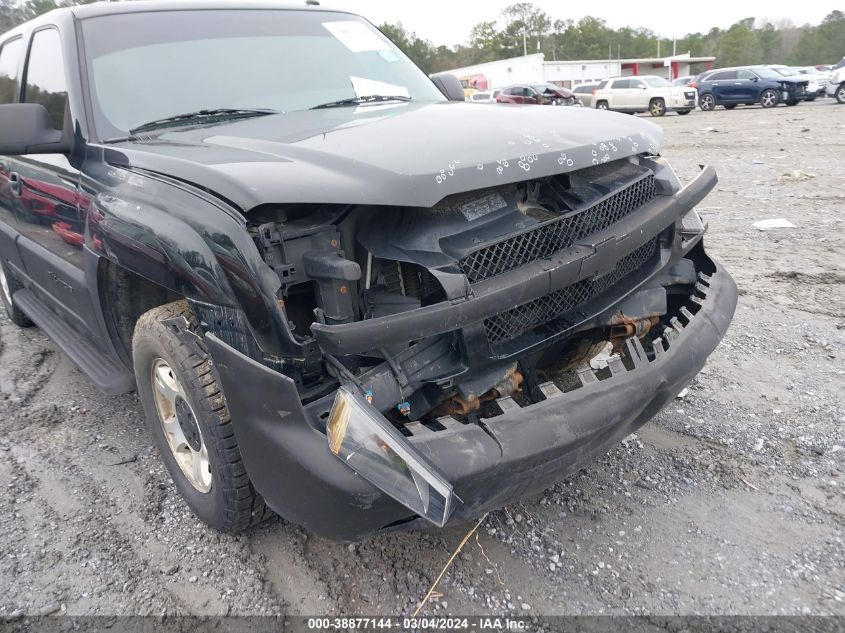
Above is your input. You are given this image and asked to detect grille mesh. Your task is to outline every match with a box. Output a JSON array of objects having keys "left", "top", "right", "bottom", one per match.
[
  {"left": 483, "top": 238, "right": 659, "bottom": 344},
  {"left": 459, "top": 176, "right": 657, "bottom": 283}
]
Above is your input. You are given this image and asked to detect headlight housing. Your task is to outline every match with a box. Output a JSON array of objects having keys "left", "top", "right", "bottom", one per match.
[{"left": 326, "top": 386, "right": 457, "bottom": 527}]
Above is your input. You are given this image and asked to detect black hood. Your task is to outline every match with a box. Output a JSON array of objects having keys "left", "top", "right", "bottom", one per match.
[{"left": 108, "top": 101, "right": 663, "bottom": 210}]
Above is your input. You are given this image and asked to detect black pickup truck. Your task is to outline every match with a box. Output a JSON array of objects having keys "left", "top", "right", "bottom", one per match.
[{"left": 0, "top": 1, "right": 737, "bottom": 541}]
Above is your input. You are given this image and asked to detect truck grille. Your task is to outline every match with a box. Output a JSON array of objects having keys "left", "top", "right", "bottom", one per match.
[
  {"left": 483, "top": 238, "right": 659, "bottom": 344},
  {"left": 459, "top": 175, "right": 657, "bottom": 283}
]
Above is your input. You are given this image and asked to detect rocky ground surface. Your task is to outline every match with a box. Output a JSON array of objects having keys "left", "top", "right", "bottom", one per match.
[{"left": 0, "top": 99, "right": 843, "bottom": 619}]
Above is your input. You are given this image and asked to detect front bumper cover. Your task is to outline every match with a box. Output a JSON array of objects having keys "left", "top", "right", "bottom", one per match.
[{"left": 207, "top": 247, "right": 737, "bottom": 541}]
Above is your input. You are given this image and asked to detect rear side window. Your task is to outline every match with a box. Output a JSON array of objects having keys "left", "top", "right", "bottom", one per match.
[
  {"left": 597, "top": 80, "right": 608, "bottom": 89},
  {"left": 611, "top": 79, "right": 629, "bottom": 89},
  {"left": 23, "top": 28, "right": 68, "bottom": 130},
  {"left": 709, "top": 71, "right": 737, "bottom": 81},
  {"left": 0, "top": 38, "right": 24, "bottom": 104}
]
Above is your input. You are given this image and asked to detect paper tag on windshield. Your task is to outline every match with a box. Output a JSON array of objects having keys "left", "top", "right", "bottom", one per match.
[
  {"left": 323, "top": 21, "right": 390, "bottom": 52},
  {"left": 350, "top": 76, "right": 410, "bottom": 99}
]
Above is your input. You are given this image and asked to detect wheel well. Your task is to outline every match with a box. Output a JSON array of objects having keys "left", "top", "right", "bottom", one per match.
[
  {"left": 650, "top": 97, "right": 664, "bottom": 103},
  {"left": 99, "top": 261, "right": 181, "bottom": 365}
]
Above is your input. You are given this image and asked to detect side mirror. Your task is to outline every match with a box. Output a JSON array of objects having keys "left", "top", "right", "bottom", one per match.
[
  {"left": 638, "top": 84, "right": 647, "bottom": 89},
  {"left": 751, "top": 76, "right": 759, "bottom": 82},
  {"left": 429, "top": 72, "right": 466, "bottom": 102},
  {"left": 0, "top": 103, "right": 72, "bottom": 155}
]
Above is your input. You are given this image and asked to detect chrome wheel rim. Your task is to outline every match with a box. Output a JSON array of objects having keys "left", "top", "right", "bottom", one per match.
[
  {"left": 597, "top": 103, "right": 607, "bottom": 109},
  {"left": 762, "top": 91, "right": 776, "bottom": 107},
  {"left": 651, "top": 101, "right": 665, "bottom": 116},
  {"left": 151, "top": 358, "right": 212, "bottom": 493},
  {"left": 701, "top": 95, "right": 713, "bottom": 110},
  {"left": 0, "top": 265, "right": 11, "bottom": 306}
]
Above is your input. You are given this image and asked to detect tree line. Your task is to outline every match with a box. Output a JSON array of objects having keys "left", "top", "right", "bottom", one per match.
[
  {"left": 382, "top": 4, "right": 845, "bottom": 74},
  {"left": 2, "top": 0, "right": 843, "bottom": 76}
]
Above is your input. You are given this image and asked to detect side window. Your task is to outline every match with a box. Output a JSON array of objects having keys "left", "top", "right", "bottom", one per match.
[
  {"left": 630, "top": 79, "right": 645, "bottom": 89},
  {"left": 707, "top": 72, "right": 726, "bottom": 81},
  {"left": 0, "top": 38, "right": 24, "bottom": 104},
  {"left": 611, "top": 79, "right": 628, "bottom": 89},
  {"left": 737, "top": 70, "right": 755, "bottom": 80},
  {"left": 23, "top": 28, "right": 68, "bottom": 130}
]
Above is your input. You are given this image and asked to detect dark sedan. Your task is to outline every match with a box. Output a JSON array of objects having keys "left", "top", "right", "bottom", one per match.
[{"left": 694, "top": 66, "right": 808, "bottom": 111}]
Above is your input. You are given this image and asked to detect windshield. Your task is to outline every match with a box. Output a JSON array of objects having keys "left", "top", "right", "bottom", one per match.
[
  {"left": 80, "top": 9, "right": 445, "bottom": 139},
  {"left": 645, "top": 77, "right": 672, "bottom": 87},
  {"left": 532, "top": 84, "right": 557, "bottom": 93},
  {"left": 753, "top": 67, "right": 784, "bottom": 79}
]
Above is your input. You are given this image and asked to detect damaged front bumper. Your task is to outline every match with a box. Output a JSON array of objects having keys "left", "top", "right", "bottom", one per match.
[{"left": 207, "top": 243, "right": 737, "bottom": 541}]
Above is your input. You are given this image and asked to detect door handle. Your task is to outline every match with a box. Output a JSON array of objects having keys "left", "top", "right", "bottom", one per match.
[{"left": 9, "top": 172, "right": 22, "bottom": 197}]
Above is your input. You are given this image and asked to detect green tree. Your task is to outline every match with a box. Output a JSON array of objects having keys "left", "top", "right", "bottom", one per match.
[
  {"left": 378, "top": 22, "right": 434, "bottom": 72},
  {"left": 716, "top": 22, "right": 760, "bottom": 66}
]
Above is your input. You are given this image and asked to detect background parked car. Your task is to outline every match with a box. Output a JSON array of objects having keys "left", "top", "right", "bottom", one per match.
[
  {"left": 826, "top": 64, "right": 845, "bottom": 103},
  {"left": 592, "top": 75, "right": 695, "bottom": 116},
  {"left": 468, "top": 91, "right": 495, "bottom": 103},
  {"left": 768, "top": 65, "right": 821, "bottom": 100},
  {"left": 572, "top": 83, "right": 599, "bottom": 107},
  {"left": 696, "top": 66, "right": 808, "bottom": 111},
  {"left": 496, "top": 83, "right": 579, "bottom": 106},
  {"left": 672, "top": 75, "right": 696, "bottom": 87}
]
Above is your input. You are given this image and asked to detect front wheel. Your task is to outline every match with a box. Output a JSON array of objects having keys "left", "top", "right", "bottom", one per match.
[
  {"left": 0, "top": 261, "right": 33, "bottom": 327},
  {"left": 836, "top": 83, "right": 845, "bottom": 104},
  {"left": 133, "top": 300, "right": 272, "bottom": 532},
  {"left": 649, "top": 98, "right": 666, "bottom": 117},
  {"left": 760, "top": 89, "right": 779, "bottom": 108},
  {"left": 699, "top": 93, "right": 715, "bottom": 111}
]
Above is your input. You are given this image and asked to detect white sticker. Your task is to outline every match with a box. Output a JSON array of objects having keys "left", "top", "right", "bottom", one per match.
[
  {"left": 460, "top": 193, "right": 508, "bottom": 221},
  {"left": 323, "top": 21, "right": 390, "bottom": 52},
  {"left": 350, "top": 76, "right": 410, "bottom": 99}
]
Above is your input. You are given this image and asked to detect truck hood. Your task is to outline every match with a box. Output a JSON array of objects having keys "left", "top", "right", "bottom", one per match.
[{"left": 106, "top": 101, "right": 663, "bottom": 210}]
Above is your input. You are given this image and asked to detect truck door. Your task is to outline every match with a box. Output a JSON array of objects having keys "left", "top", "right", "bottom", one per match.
[{"left": 8, "top": 27, "right": 97, "bottom": 335}]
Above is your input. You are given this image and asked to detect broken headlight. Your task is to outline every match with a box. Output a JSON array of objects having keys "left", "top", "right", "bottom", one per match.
[{"left": 326, "top": 386, "right": 457, "bottom": 527}]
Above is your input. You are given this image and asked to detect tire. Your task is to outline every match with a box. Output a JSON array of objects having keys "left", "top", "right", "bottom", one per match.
[
  {"left": 133, "top": 300, "right": 272, "bottom": 532},
  {"left": 596, "top": 100, "right": 609, "bottom": 110},
  {"left": 699, "top": 93, "right": 715, "bottom": 111},
  {"left": 724, "top": 104, "right": 737, "bottom": 110},
  {"left": 0, "top": 261, "right": 33, "bottom": 327},
  {"left": 760, "top": 89, "right": 779, "bottom": 108},
  {"left": 677, "top": 109, "right": 691, "bottom": 115},
  {"left": 836, "top": 83, "right": 845, "bottom": 104},
  {"left": 649, "top": 98, "right": 666, "bottom": 117}
]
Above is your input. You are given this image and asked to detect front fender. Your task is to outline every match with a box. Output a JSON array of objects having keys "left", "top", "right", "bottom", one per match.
[{"left": 82, "top": 159, "right": 288, "bottom": 356}]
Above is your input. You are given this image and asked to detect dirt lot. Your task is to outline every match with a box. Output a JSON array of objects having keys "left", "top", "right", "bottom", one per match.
[{"left": 1, "top": 99, "right": 843, "bottom": 619}]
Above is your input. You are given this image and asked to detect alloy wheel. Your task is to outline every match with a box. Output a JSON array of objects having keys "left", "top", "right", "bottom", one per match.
[
  {"left": 151, "top": 358, "right": 212, "bottom": 493},
  {"left": 761, "top": 90, "right": 777, "bottom": 108},
  {"left": 700, "top": 94, "right": 714, "bottom": 111}
]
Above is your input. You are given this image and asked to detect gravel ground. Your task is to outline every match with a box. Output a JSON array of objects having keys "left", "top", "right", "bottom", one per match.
[{"left": 0, "top": 99, "right": 843, "bottom": 619}]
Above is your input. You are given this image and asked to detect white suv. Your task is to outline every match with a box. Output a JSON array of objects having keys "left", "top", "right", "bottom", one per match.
[{"left": 592, "top": 75, "right": 695, "bottom": 116}]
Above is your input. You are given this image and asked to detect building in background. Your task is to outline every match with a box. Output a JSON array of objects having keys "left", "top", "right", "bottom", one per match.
[{"left": 443, "top": 52, "right": 715, "bottom": 91}]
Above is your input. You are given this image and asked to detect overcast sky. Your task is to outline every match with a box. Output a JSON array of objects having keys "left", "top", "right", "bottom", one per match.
[{"left": 329, "top": 1, "right": 837, "bottom": 45}]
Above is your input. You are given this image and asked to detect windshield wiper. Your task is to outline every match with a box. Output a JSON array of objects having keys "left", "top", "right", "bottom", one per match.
[
  {"left": 310, "top": 95, "right": 412, "bottom": 110},
  {"left": 128, "top": 108, "right": 278, "bottom": 135}
]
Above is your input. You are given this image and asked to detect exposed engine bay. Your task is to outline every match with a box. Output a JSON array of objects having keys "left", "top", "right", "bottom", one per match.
[{"left": 247, "top": 155, "right": 707, "bottom": 433}]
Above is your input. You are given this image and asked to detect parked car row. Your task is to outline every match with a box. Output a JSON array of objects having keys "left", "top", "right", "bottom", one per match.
[{"left": 463, "top": 57, "right": 845, "bottom": 112}]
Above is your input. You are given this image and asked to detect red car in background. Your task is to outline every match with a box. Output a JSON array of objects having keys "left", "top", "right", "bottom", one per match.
[{"left": 496, "top": 83, "right": 580, "bottom": 106}]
